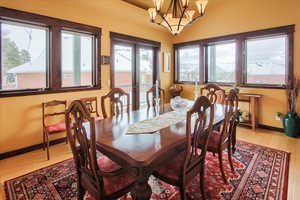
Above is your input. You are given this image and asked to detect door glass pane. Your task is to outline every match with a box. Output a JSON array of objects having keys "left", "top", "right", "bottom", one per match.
[
  {"left": 1, "top": 21, "right": 48, "bottom": 90},
  {"left": 61, "top": 31, "right": 93, "bottom": 87},
  {"left": 139, "top": 48, "right": 154, "bottom": 108},
  {"left": 114, "top": 44, "right": 133, "bottom": 107}
]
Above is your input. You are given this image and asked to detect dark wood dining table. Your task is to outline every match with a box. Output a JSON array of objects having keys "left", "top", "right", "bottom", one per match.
[{"left": 93, "top": 104, "right": 226, "bottom": 200}]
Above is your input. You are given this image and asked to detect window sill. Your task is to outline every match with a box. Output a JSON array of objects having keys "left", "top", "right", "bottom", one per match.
[
  {"left": 0, "top": 86, "right": 101, "bottom": 98},
  {"left": 174, "top": 82, "right": 287, "bottom": 90}
]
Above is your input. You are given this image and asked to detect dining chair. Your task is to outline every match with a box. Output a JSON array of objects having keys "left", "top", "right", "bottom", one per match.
[
  {"left": 198, "top": 88, "right": 239, "bottom": 184},
  {"left": 153, "top": 96, "right": 215, "bottom": 200},
  {"left": 200, "top": 83, "right": 226, "bottom": 104},
  {"left": 228, "top": 89, "right": 240, "bottom": 154},
  {"left": 146, "top": 86, "right": 165, "bottom": 108},
  {"left": 80, "top": 97, "right": 102, "bottom": 120},
  {"left": 42, "top": 100, "right": 67, "bottom": 160},
  {"left": 65, "top": 100, "right": 136, "bottom": 200},
  {"left": 101, "top": 88, "right": 130, "bottom": 118}
]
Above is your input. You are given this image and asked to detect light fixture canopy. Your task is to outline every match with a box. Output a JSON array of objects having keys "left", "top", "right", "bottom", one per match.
[{"left": 148, "top": 0, "right": 208, "bottom": 35}]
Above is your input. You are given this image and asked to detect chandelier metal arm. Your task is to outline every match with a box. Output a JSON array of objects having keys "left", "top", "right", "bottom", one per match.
[
  {"left": 188, "top": 13, "right": 205, "bottom": 25},
  {"left": 156, "top": 12, "right": 174, "bottom": 32},
  {"left": 177, "top": 6, "right": 188, "bottom": 32}
]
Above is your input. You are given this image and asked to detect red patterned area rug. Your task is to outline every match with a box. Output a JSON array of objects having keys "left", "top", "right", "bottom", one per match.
[{"left": 5, "top": 140, "right": 290, "bottom": 200}]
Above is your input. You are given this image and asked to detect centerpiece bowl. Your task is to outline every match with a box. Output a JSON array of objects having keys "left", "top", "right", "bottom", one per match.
[{"left": 170, "top": 96, "right": 190, "bottom": 113}]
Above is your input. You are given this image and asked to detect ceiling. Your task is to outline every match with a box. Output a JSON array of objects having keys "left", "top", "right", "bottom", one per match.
[{"left": 121, "top": 0, "right": 198, "bottom": 11}]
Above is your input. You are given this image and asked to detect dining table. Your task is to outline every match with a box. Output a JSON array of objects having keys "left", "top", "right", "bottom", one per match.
[{"left": 92, "top": 104, "right": 226, "bottom": 200}]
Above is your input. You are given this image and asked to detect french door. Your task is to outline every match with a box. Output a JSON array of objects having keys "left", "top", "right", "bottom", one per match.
[{"left": 112, "top": 42, "right": 157, "bottom": 110}]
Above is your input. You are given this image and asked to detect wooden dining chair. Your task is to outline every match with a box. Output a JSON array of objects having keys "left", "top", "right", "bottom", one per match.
[
  {"left": 65, "top": 100, "right": 136, "bottom": 200},
  {"left": 198, "top": 88, "right": 239, "bottom": 184},
  {"left": 146, "top": 86, "right": 165, "bottom": 108},
  {"left": 229, "top": 89, "right": 240, "bottom": 154},
  {"left": 101, "top": 88, "right": 130, "bottom": 118},
  {"left": 200, "top": 83, "right": 226, "bottom": 104},
  {"left": 80, "top": 97, "right": 102, "bottom": 120},
  {"left": 42, "top": 100, "right": 67, "bottom": 160},
  {"left": 153, "top": 96, "right": 215, "bottom": 200}
]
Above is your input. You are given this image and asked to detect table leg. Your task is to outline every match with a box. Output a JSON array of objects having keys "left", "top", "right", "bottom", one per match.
[{"left": 131, "top": 168, "right": 152, "bottom": 200}]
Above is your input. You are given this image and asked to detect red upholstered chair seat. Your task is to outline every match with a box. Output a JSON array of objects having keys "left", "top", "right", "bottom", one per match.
[
  {"left": 84, "top": 155, "right": 135, "bottom": 199},
  {"left": 199, "top": 130, "right": 228, "bottom": 152},
  {"left": 155, "top": 151, "right": 185, "bottom": 180},
  {"left": 154, "top": 149, "right": 202, "bottom": 181},
  {"left": 94, "top": 116, "right": 103, "bottom": 121},
  {"left": 46, "top": 122, "right": 66, "bottom": 133}
]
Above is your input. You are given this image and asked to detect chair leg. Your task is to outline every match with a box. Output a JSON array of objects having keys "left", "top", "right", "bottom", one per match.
[
  {"left": 65, "top": 133, "right": 68, "bottom": 144},
  {"left": 218, "top": 150, "right": 228, "bottom": 184},
  {"left": 42, "top": 131, "right": 45, "bottom": 150},
  {"left": 77, "top": 174, "right": 85, "bottom": 199},
  {"left": 199, "top": 162, "right": 206, "bottom": 200},
  {"left": 46, "top": 132, "right": 50, "bottom": 160},
  {"left": 179, "top": 186, "right": 186, "bottom": 200},
  {"left": 228, "top": 144, "right": 235, "bottom": 172}
]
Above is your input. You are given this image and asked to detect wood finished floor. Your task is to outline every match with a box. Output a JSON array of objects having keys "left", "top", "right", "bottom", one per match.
[{"left": 0, "top": 127, "right": 299, "bottom": 199}]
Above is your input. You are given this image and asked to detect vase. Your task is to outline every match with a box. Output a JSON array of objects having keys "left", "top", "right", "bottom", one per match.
[{"left": 283, "top": 112, "right": 300, "bottom": 137}]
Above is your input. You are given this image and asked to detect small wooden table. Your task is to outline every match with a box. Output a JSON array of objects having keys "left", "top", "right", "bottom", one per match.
[
  {"left": 93, "top": 104, "right": 226, "bottom": 200},
  {"left": 238, "top": 93, "right": 262, "bottom": 131}
]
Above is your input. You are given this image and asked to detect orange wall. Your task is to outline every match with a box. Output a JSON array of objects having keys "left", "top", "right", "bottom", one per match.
[
  {"left": 172, "top": 0, "right": 300, "bottom": 128},
  {"left": 0, "top": 0, "right": 173, "bottom": 154}
]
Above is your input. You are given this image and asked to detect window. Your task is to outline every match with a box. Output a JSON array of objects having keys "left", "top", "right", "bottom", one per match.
[
  {"left": 61, "top": 31, "right": 94, "bottom": 87},
  {"left": 1, "top": 21, "right": 48, "bottom": 91},
  {"left": 177, "top": 46, "right": 200, "bottom": 82},
  {"left": 207, "top": 42, "right": 236, "bottom": 83},
  {"left": 0, "top": 7, "right": 101, "bottom": 97},
  {"left": 174, "top": 25, "right": 294, "bottom": 88},
  {"left": 246, "top": 35, "right": 287, "bottom": 86}
]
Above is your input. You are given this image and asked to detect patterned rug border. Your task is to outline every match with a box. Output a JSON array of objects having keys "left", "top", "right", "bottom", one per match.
[
  {"left": 4, "top": 140, "right": 291, "bottom": 200},
  {"left": 237, "top": 140, "right": 290, "bottom": 200},
  {"left": 4, "top": 158, "right": 73, "bottom": 200}
]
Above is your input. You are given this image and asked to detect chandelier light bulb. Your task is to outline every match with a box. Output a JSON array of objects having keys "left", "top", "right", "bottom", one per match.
[
  {"left": 196, "top": 0, "right": 208, "bottom": 15},
  {"left": 153, "top": 0, "right": 164, "bottom": 12},
  {"left": 148, "top": 8, "right": 157, "bottom": 21},
  {"left": 181, "top": 0, "right": 190, "bottom": 8}
]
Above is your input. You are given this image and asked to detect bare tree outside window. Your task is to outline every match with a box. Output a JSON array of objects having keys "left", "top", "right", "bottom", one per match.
[{"left": 1, "top": 21, "right": 48, "bottom": 90}]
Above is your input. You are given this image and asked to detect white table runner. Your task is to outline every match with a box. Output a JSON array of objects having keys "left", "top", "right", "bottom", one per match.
[{"left": 126, "top": 111, "right": 187, "bottom": 134}]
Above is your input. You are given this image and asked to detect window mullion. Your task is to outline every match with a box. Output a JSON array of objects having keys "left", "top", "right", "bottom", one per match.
[
  {"left": 50, "top": 26, "right": 62, "bottom": 91},
  {"left": 287, "top": 32, "right": 294, "bottom": 88},
  {"left": 0, "top": 22, "right": 2, "bottom": 90},
  {"left": 236, "top": 38, "right": 244, "bottom": 86},
  {"left": 199, "top": 44, "right": 205, "bottom": 84}
]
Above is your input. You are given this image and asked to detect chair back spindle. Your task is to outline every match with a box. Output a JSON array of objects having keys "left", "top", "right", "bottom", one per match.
[
  {"left": 200, "top": 83, "right": 226, "bottom": 104},
  {"left": 219, "top": 89, "right": 239, "bottom": 146},
  {"left": 101, "top": 88, "right": 130, "bottom": 118},
  {"left": 80, "top": 97, "right": 100, "bottom": 118},
  {"left": 146, "top": 86, "right": 165, "bottom": 108}
]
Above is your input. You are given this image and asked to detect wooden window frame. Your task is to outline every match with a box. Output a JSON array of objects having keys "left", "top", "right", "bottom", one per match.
[
  {"left": 174, "top": 45, "right": 203, "bottom": 84},
  {"left": 0, "top": 7, "right": 101, "bottom": 98},
  {"left": 204, "top": 40, "right": 237, "bottom": 85},
  {"left": 174, "top": 25, "right": 295, "bottom": 89},
  {"left": 110, "top": 32, "right": 161, "bottom": 110}
]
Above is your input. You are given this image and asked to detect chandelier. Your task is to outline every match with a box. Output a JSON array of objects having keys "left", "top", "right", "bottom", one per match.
[{"left": 148, "top": 0, "right": 208, "bottom": 35}]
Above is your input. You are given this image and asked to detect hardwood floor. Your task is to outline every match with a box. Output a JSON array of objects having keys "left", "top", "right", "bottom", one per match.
[{"left": 0, "top": 127, "right": 299, "bottom": 199}]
